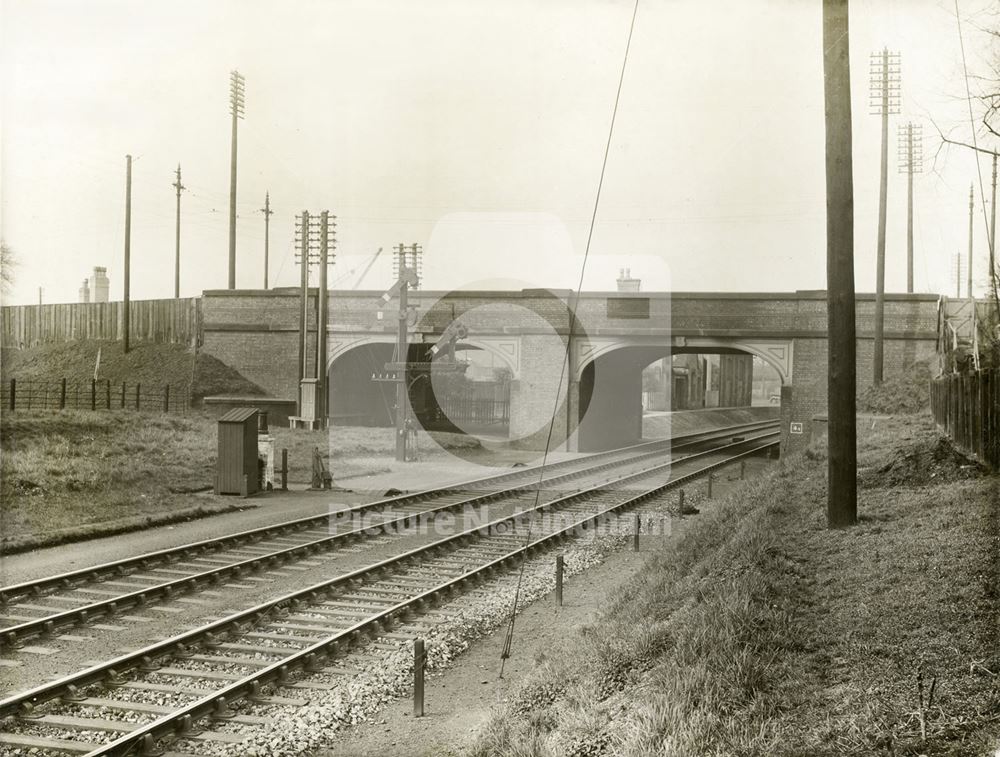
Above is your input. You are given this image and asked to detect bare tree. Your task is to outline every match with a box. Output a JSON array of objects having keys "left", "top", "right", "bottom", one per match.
[{"left": 0, "top": 240, "right": 15, "bottom": 296}]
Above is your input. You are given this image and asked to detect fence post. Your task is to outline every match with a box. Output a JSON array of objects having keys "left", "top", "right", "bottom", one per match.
[
  {"left": 555, "top": 554, "right": 564, "bottom": 606},
  {"left": 678, "top": 489, "right": 685, "bottom": 517},
  {"left": 60, "top": 378, "right": 67, "bottom": 410},
  {"left": 135, "top": 383, "right": 141, "bottom": 411},
  {"left": 281, "top": 449, "right": 288, "bottom": 491},
  {"left": 91, "top": 379, "right": 96, "bottom": 411},
  {"left": 633, "top": 512, "right": 640, "bottom": 552},
  {"left": 106, "top": 379, "right": 111, "bottom": 410},
  {"left": 8, "top": 379, "right": 14, "bottom": 412},
  {"left": 164, "top": 384, "right": 170, "bottom": 413},
  {"left": 413, "top": 639, "right": 425, "bottom": 717}
]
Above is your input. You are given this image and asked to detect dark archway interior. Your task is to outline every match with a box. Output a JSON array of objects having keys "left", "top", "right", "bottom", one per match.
[
  {"left": 577, "top": 347, "right": 766, "bottom": 452},
  {"left": 328, "top": 343, "right": 397, "bottom": 426},
  {"left": 327, "top": 342, "right": 511, "bottom": 435}
]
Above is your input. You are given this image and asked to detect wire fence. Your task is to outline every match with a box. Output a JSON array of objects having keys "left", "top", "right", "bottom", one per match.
[
  {"left": 2, "top": 378, "right": 187, "bottom": 414},
  {"left": 930, "top": 369, "right": 998, "bottom": 469}
]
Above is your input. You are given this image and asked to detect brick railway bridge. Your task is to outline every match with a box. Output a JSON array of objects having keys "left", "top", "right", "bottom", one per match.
[{"left": 200, "top": 288, "right": 939, "bottom": 455}]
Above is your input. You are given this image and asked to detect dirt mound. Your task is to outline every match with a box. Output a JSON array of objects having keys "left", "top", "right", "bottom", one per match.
[
  {"left": 859, "top": 433, "right": 983, "bottom": 488},
  {"left": 189, "top": 352, "right": 267, "bottom": 403},
  {"left": 857, "top": 360, "right": 932, "bottom": 414},
  {"left": 1, "top": 340, "right": 266, "bottom": 405}
]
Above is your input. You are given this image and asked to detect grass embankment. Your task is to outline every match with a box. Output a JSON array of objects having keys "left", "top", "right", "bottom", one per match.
[
  {"left": 473, "top": 415, "right": 999, "bottom": 757},
  {"left": 1, "top": 411, "right": 223, "bottom": 552},
  {"left": 0, "top": 410, "right": 481, "bottom": 552},
  {"left": 1, "top": 340, "right": 267, "bottom": 404}
]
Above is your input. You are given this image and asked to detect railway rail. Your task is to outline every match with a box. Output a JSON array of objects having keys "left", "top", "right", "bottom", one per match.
[
  {"left": 0, "top": 421, "right": 777, "bottom": 651},
  {"left": 0, "top": 430, "right": 777, "bottom": 756}
]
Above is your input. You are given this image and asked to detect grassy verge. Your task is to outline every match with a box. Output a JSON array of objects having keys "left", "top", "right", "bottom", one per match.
[
  {"left": 471, "top": 415, "right": 1000, "bottom": 757},
  {"left": 1, "top": 411, "right": 224, "bottom": 553},
  {"left": 0, "top": 410, "right": 484, "bottom": 552}
]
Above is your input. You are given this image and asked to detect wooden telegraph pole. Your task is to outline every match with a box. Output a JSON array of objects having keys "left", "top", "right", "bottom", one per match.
[
  {"left": 296, "top": 211, "right": 311, "bottom": 401},
  {"left": 261, "top": 192, "right": 273, "bottom": 289},
  {"left": 316, "top": 212, "right": 335, "bottom": 426},
  {"left": 124, "top": 154, "right": 133, "bottom": 354},
  {"left": 228, "top": 70, "right": 245, "bottom": 289},
  {"left": 992, "top": 153, "right": 998, "bottom": 302},
  {"left": 897, "top": 123, "right": 922, "bottom": 293},
  {"left": 172, "top": 164, "right": 185, "bottom": 299},
  {"left": 824, "top": 0, "right": 857, "bottom": 527},
  {"left": 869, "top": 47, "right": 900, "bottom": 384},
  {"left": 967, "top": 183, "right": 975, "bottom": 298},
  {"left": 394, "top": 244, "right": 411, "bottom": 462}
]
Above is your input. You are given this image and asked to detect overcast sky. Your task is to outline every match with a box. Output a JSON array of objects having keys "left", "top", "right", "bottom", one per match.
[{"left": 1, "top": 0, "right": 997, "bottom": 306}]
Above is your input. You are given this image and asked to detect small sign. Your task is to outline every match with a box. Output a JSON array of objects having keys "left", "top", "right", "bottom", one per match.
[{"left": 790, "top": 422, "right": 803, "bottom": 434}]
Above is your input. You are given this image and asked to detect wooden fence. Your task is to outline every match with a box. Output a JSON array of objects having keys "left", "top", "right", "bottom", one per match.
[
  {"left": 930, "top": 369, "right": 998, "bottom": 469},
  {"left": 1, "top": 298, "right": 201, "bottom": 348},
  {"left": 2, "top": 378, "right": 186, "bottom": 414}
]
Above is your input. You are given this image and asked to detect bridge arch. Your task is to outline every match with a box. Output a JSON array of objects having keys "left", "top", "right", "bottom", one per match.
[
  {"left": 573, "top": 337, "right": 792, "bottom": 384},
  {"left": 573, "top": 338, "right": 789, "bottom": 452}
]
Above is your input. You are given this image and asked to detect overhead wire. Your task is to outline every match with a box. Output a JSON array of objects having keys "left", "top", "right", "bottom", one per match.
[
  {"left": 953, "top": 0, "right": 998, "bottom": 306},
  {"left": 497, "top": 0, "right": 641, "bottom": 679}
]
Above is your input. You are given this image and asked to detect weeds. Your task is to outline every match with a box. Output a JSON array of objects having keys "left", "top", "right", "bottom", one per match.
[{"left": 471, "top": 416, "right": 999, "bottom": 757}]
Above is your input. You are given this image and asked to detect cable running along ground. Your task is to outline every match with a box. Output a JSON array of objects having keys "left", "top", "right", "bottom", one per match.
[{"left": 497, "top": 0, "right": 641, "bottom": 679}]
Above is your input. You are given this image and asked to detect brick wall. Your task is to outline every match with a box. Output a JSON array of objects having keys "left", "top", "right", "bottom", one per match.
[
  {"left": 201, "top": 290, "right": 316, "bottom": 400},
  {"left": 782, "top": 332, "right": 938, "bottom": 454},
  {"left": 509, "top": 333, "right": 570, "bottom": 449},
  {"left": 200, "top": 288, "right": 940, "bottom": 450}
]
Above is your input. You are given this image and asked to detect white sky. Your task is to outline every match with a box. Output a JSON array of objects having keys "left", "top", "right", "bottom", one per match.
[{"left": 1, "top": 0, "right": 997, "bottom": 306}]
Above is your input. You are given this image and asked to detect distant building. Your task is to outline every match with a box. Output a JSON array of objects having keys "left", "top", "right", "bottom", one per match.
[
  {"left": 616, "top": 267, "right": 641, "bottom": 292},
  {"left": 78, "top": 279, "right": 90, "bottom": 303},
  {"left": 91, "top": 267, "right": 109, "bottom": 303}
]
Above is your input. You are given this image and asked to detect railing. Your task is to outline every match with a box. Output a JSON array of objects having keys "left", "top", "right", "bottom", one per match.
[
  {"left": 2, "top": 378, "right": 186, "bottom": 413},
  {"left": 930, "top": 369, "right": 998, "bottom": 469},
  {"left": 437, "top": 397, "right": 510, "bottom": 426}
]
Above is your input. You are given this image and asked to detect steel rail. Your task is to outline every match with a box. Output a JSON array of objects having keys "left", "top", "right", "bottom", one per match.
[
  {"left": 0, "top": 432, "right": 777, "bottom": 729},
  {"left": 80, "top": 436, "right": 778, "bottom": 757},
  {"left": 0, "top": 426, "right": 777, "bottom": 649},
  {"left": 0, "top": 421, "right": 777, "bottom": 613}
]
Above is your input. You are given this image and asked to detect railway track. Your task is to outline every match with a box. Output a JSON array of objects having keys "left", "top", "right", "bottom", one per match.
[
  {"left": 0, "top": 430, "right": 778, "bottom": 756},
  {"left": 0, "top": 421, "right": 777, "bottom": 652}
]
